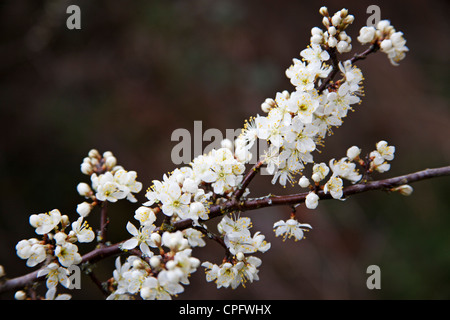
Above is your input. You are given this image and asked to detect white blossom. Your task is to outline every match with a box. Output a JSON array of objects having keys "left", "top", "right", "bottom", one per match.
[
  {"left": 37, "top": 262, "right": 70, "bottom": 289},
  {"left": 122, "top": 222, "right": 157, "bottom": 257},
  {"left": 55, "top": 242, "right": 82, "bottom": 268},
  {"left": 16, "top": 239, "right": 47, "bottom": 267},
  {"left": 70, "top": 217, "right": 95, "bottom": 243},
  {"left": 29, "top": 209, "right": 61, "bottom": 235},
  {"left": 273, "top": 219, "right": 312, "bottom": 241},
  {"left": 376, "top": 140, "right": 395, "bottom": 161},
  {"left": 324, "top": 176, "right": 344, "bottom": 200}
]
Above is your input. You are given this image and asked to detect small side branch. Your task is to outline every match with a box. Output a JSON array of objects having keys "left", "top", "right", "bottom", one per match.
[{"left": 233, "top": 160, "right": 264, "bottom": 201}]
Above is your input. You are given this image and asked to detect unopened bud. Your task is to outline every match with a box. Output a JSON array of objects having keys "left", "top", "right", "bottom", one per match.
[
  {"left": 328, "top": 26, "right": 337, "bottom": 36},
  {"left": 149, "top": 256, "right": 161, "bottom": 269},
  {"left": 221, "top": 139, "right": 233, "bottom": 151},
  {"left": 77, "top": 182, "right": 92, "bottom": 197},
  {"left": 15, "top": 290, "right": 27, "bottom": 300},
  {"left": 81, "top": 162, "right": 93, "bottom": 175},
  {"left": 76, "top": 202, "right": 92, "bottom": 217},
  {"left": 343, "top": 14, "right": 354, "bottom": 25},
  {"left": 331, "top": 14, "right": 342, "bottom": 27},
  {"left": 103, "top": 151, "right": 114, "bottom": 159},
  {"left": 151, "top": 233, "right": 161, "bottom": 246},
  {"left": 340, "top": 8, "right": 348, "bottom": 18},
  {"left": 299, "top": 176, "right": 310, "bottom": 188},
  {"left": 391, "top": 184, "right": 413, "bottom": 196},
  {"left": 319, "top": 6, "right": 328, "bottom": 17},
  {"left": 346, "top": 146, "right": 361, "bottom": 161},
  {"left": 236, "top": 252, "right": 245, "bottom": 261},
  {"left": 105, "top": 156, "right": 117, "bottom": 170},
  {"left": 132, "top": 259, "right": 146, "bottom": 269},
  {"left": 88, "top": 149, "right": 101, "bottom": 159}
]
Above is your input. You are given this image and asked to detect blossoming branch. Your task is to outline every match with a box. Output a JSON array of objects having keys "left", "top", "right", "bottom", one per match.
[{"left": 0, "top": 6, "right": 448, "bottom": 300}]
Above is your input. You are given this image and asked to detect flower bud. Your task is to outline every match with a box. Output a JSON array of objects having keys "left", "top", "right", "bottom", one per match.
[
  {"left": 331, "top": 14, "right": 342, "bottom": 27},
  {"left": 103, "top": 151, "right": 114, "bottom": 159},
  {"left": 339, "top": 8, "right": 348, "bottom": 18},
  {"left": 311, "top": 34, "right": 324, "bottom": 45},
  {"left": 391, "top": 184, "right": 413, "bottom": 196},
  {"left": 0, "top": 265, "right": 5, "bottom": 278},
  {"left": 81, "top": 162, "right": 93, "bottom": 175},
  {"left": 236, "top": 252, "right": 245, "bottom": 261},
  {"left": 311, "top": 173, "right": 322, "bottom": 183},
  {"left": 151, "top": 233, "right": 161, "bottom": 247},
  {"left": 337, "top": 40, "right": 351, "bottom": 53},
  {"left": 311, "top": 27, "right": 323, "bottom": 36},
  {"left": 305, "top": 192, "right": 320, "bottom": 209},
  {"left": 132, "top": 259, "right": 146, "bottom": 269},
  {"left": 344, "top": 15, "right": 354, "bottom": 25},
  {"left": 60, "top": 215, "right": 70, "bottom": 229},
  {"left": 298, "top": 176, "right": 310, "bottom": 188},
  {"left": 328, "top": 36, "right": 337, "bottom": 47},
  {"left": 220, "top": 139, "right": 233, "bottom": 151},
  {"left": 280, "top": 90, "right": 290, "bottom": 99},
  {"left": 166, "top": 260, "right": 176, "bottom": 270},
  {"left": 105, "top": 156, "right": 117, "bottom": 170},
  {"left": 357, "top": 26, "right": 376, "bottom": 44},
  {"left": 54, "top": 232, "right": 67, "bottom": 245},
  {"left": 319, "top": 6, "right": 328, "bottom": 17},
  {"left": 76, "top": 202, "right": 92, "bottom": 217},
  {"left": 15, "top": 290, "right": 27, "bottom": 300},
  {"left": 322, "top": 16, "right": 330, "bottom": 28},
  {"left": 377, "top": 20, "right": 391, "bottom": 32},
  {"left": 380, "top": 39, "right": 393, "bottom": 52},
  {"left": 328, "top": 26, "right": 337, "bottom": 36},
  {"left": 77, "top": 182, "right": 92, "bottom": 197},
  {"left": 88, "top": 149, "right": 101, "bottom": 159},
  {"left": 29, "top": 215, "right": 40, "bottom": 229},
  {"left": 149, "top": 256, "right": 161, "bottom": 269},
  {"left": 346, "top": 146, "right": 361, "bottom": 161}
]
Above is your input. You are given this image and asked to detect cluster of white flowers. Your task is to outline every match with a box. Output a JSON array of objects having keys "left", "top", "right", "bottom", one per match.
[
  {"left": 235, "top": 12, "right": 364, "bottom": 187},
  {"left": 310, "top": 7, "right": 355, "bottom": 53},
  {"left": 200, "top": 214, "right": 270, "bottom": 289},
  {"left": 304, "top": 140, "right": 395, "bottom": 206},
  {"left": 144, "top": 147, "right": 245, "bottom": 223},
  {"left": 272, "top": 141, "right": 397, "bottom": 241},
  {"left": 76, "top": 149, "right": 143, "bottom": 217},
  {"left": 357, "top": 20, "right": 408, "bottom": 65},
  {"left": 15, "top": 209, "right": 95, "bottom": 299},
  {"left": 202, "top": 253, "right": 262, "bottom": 290},
  {"left": 108, "top": 231, "right": 200, "bottom": 300}
]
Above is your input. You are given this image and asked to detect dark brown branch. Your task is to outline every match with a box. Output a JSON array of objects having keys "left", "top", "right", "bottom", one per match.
[
  {"left": 350, "top": 43, "right": 379, "bottom": 64},
  {"left": 232, "top": 160, "right": 264, "bottom": 200},
  {"left": 1, "top": 165, "right": 449, "bottom": 296},
  {"left": 317, "top": 43, "right": 379, "bottom": 95},
  {"left": 98, "top": 201, "right": 109, "bottom": 245},
  {"left": 317, "top": 47, "right": 339, "bottom": 94}
]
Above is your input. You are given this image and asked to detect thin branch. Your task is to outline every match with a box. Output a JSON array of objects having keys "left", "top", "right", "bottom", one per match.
[
  {"left": 1, "top": 165, "right": 449, "bottom": 296},
  {"left": 232, "top": 160, "right": 264, "bottom": 201},
  {"left": 98, "top": 201, "right": 109, "bottom": 245},
  {"left": 317, "top": 47, "right": 339, "bottom": 94},
  {"left": 350, "top": 43, "right": 379, "bottom": 64}
]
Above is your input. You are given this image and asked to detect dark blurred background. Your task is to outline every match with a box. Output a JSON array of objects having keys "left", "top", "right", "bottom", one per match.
[{"left": 0, "top": 0, "right": 449, "bottom": 300}]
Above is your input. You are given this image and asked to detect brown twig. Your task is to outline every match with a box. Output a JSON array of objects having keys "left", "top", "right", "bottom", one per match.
[
  {"left": 232, "top": 160, "right": 264, "bottom": 201},
  {"left": 98, "top": 201, "right": 109, "bottom": 245}
]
